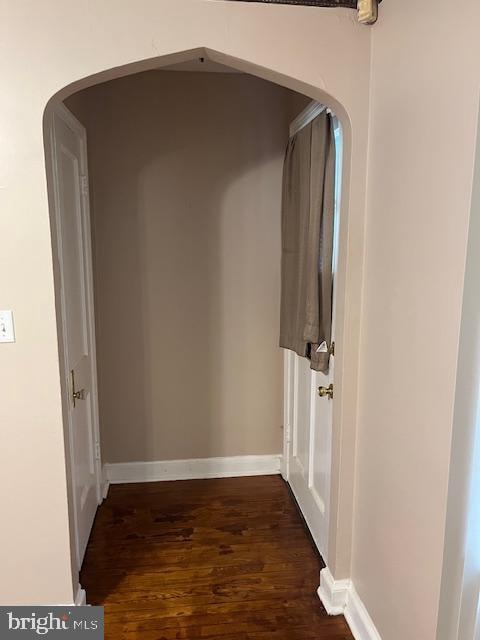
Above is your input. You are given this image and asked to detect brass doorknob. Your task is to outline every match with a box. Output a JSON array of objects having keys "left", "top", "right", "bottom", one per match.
[{"left": 318, "top": 384, "right": 334, "bottom": 399}]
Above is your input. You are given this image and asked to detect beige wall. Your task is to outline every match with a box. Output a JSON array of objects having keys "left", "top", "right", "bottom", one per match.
[
  {"left": 351, "top": 1, "right": 480, "bottom": 639},
  {"left": 68, "top": 71, "right": 292, "bottom": 463},
  {"left": 437, "top": 102, "right": 480, "bottom": 640},
  {"left": 1, "top": 1, "right": 370, "bottom": 605},
  {"left": 4, "top": 2, "right": 478, "bottom": 636},
  {"left": 4, "top": 1, "right": 478, "bottom": 635}
]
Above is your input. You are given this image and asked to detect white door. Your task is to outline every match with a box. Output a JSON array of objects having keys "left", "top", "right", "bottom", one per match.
[
  {"left": 50, "top": 106, "right": 101, "bottom": 568},
  {"left": 283, "top": 111, "right": 342, "bottom": 559}
]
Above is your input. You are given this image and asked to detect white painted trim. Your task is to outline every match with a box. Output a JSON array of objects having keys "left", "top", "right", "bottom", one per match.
[
  {"left": 105, "top": 455, "right": 282, "bottom": 484},
  {"left": 281, "top": 349, "right": 293, "bottom": 481},
  {"left": 289, "top": 100, "right": 326, "bottom": 137},
  {"left": 77, "top": 120, "right": 103, "bottom": 508},
  {"left": 74, "top": 584, "right": 87, "bottom": 606},
  {"left": 317, "top": 568, "right": 382, "bottom": 640},
  {"left": 318, "top": 567, "right": 351, "bottom": 615},
  {"left": 345, "top": 585, "right": 382, "bottom": 640},
  {"left": 101, "top": 466, "right": 110, "bottom": 500}
]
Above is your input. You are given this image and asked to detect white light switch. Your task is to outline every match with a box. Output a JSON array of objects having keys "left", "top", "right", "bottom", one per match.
[{"left": 0, "top": 310, "right": 15, "bottom": 343}]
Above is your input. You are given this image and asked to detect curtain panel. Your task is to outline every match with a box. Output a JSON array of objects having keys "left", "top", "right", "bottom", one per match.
[{"left": 279, "top": 111, "right": 335, "bottom": 373}]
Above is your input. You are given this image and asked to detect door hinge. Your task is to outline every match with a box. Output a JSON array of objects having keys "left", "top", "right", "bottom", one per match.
[
  {"left": 80, "top": 175, "right": 89, "bottom": 198},
  {"left": 94, "top": 441, "right": 101, "bottom": 461}
]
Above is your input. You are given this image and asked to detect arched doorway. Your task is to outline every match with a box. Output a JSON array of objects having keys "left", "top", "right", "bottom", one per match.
[{"left": 42, "top": 45, "right": 364, "bottom": 607}]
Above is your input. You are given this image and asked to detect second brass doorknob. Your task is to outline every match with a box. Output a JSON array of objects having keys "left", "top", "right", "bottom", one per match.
[{"left": 318, "top": 384, "right": 334, "bottom": 399}]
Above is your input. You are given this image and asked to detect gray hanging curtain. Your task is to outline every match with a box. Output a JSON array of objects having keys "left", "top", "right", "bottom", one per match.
[{"left": 279, "top": 110, "right": 335, "bottom": 374}]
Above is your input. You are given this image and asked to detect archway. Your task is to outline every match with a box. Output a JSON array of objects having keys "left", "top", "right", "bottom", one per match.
[{"left": 43, "top": 45, "right": 364, "bottom": 605}]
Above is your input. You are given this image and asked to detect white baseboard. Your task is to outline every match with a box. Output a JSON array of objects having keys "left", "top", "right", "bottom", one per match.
[
  {"left": 100, "top": 466, "right": 110, "bottom": 500},
  {"left": 318, "top": 567, "right": 351, "bottom": 615},
  {"left": 74, "top": 584, "right": 86, "bottom": 606},
  {"left": 101, "top": 479, "right": 110, "bottom": 500},
  {"left": 105, "top": 454, "right": 282, "bottom": 484},
  {"left": 345, "top": 585, "right": 382, "bottom": 640},
  {"left": 318, "top": 568, "right": 382, "bottom": 640}
]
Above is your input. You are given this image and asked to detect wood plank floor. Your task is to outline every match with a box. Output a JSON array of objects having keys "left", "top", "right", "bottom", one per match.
[{"left": 81, "top": 475, "right": 353, "bottom": 639}]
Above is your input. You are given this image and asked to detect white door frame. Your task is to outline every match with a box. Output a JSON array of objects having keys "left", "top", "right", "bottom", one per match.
[{"left": 49, "top": 104, "right": 102, "bottom": 570}]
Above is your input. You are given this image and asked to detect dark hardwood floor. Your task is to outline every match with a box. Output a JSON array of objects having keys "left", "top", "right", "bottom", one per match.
[{"left": 81, "top": 475, "right": 353, "bottom": 639}]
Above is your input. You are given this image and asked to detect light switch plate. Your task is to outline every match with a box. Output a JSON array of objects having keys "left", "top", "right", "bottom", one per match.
[{"left": 0, "top": 310, "right": 15, "bottom": 343}]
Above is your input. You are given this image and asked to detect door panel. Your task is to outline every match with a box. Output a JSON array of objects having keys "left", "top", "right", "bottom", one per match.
[
  {"left": 294, "top": 356, "right": 312, "bottom": 476},
  {"left": 51, "top": 107, "right": 100, "bottom": 569},
  {"left": 57, "top": 143, "right": 89, "bottom": 365},
  {"left": 310, "top": 368, "right": 332, "bottom": 515},
  {"left": 286, "top": 354, "right": 332, "bottom": 557}
]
